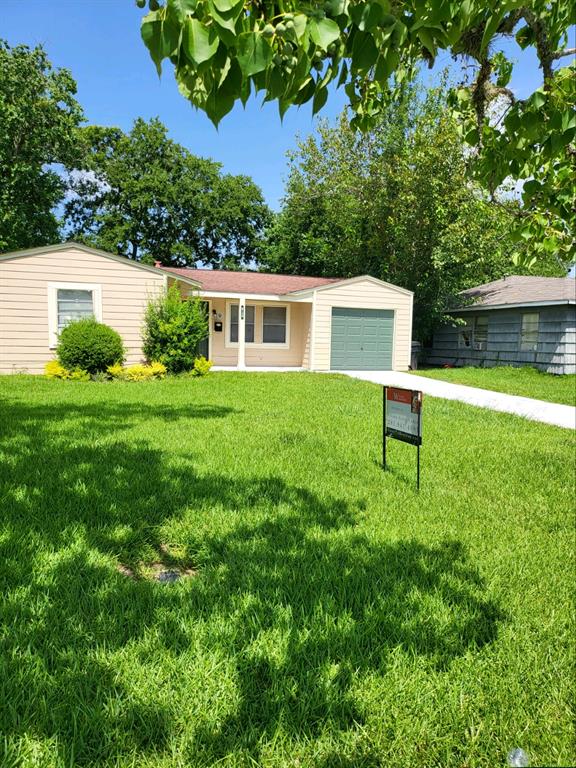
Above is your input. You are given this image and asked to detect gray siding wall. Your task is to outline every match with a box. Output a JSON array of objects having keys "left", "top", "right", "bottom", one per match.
[{"left": 425, "top": 306, "right": 576, "bottom": 374}]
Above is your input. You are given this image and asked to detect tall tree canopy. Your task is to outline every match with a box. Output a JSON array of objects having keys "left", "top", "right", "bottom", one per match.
[
  {"left": 64, "top": 117, "right": 271, "bottom": 267},
  {"left": 0, "top": 40, "right": 84, "bottom": 252},
  {"left": 137, "top": 1, "right": 575, "bottom": 261},
  {"left": 264, "top": 84, "right": 565, "bottom": 339}
]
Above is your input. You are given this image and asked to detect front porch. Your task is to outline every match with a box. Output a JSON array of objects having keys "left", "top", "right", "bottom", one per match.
[{"left": 176, "top": 284, "right": 313, "bottom": 369}]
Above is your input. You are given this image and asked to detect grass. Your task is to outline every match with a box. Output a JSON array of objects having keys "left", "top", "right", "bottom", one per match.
[
  {"left": 0, "top": 373, "right": 574, "bottom": 768},
  {"left": 413, "top": 366, "right": 576, "bottom": 406}
]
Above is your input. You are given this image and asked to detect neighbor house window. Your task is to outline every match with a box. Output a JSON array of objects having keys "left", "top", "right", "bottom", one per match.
[
  {"left": 520, "top": 312, "right": 539, "bottom": 351},
  {"left": 262, "top": 306, "right": 287, "bottom": 344},
  {"left": 229, "top": 304, "right": 255, "bottom": 343},
  {"left": 473, "top": 316, "right": 488, "bottom": 349},
  {"left": 48, "top": 282, "right": 102, "bottom": 348},
  {"left": 458, "top": 322, "right": 473, "bottom": 348}
]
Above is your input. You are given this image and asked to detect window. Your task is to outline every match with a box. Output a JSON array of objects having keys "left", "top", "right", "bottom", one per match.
[
  {"left": 263, "top": 306, "right": 287, "bottom": 344},
  {"left": 57, "top": 289, "right": 94, "bottom": 333},
  {"left": 458, "top": 322, "right": 473, "bottom": 348},
  {"left": 48, "top": 282, "right": 102, "bottom": 348},
  {"left": 520, "top": 312, "right": 539, "bottom": 351},
  {"left": 229, "top": 304, "right": 255, "bottom": 343},
  {"left": 458, "top": 316, "right": 488, "bottom": 349},
  {"left": 473, "top": 316, "right": 488, "bottom": 349}
]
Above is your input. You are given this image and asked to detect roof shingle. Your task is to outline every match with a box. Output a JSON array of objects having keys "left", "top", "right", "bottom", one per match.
[
  {"left": 458, "top": 275, "right": 575, "bottom": 308},
  {"left": 161, "top": 267, "right": 339, "bottom": 295}
]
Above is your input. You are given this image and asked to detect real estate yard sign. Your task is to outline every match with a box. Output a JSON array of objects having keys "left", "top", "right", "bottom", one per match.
[{"left": 383, "top": 387, "right": 423, "bottom": 489}]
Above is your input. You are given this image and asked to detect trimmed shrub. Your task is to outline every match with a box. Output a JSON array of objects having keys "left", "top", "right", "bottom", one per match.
[
  {"left": 107, "top": 363, "right": 124, "bottom": 379},
  {"left": 45, "top": 361, "right": 71, "bottom": 379},
  {"left": 143, "top": 286, "right": 208, "bottom": 373},
  {"left": 57, "top": 318, "right": 125, "bottom": 374},
  {"left": 107, "top": 362, "right": 167, "bottom": 381},
  {"left": 68, "top": 369, "right": 91, "bottom": 381},
  {"left": 45, "top": 361, "right": 90, "bottom": 381},
  {"left": 192, "top": 355, "right": 212, "bottom": 376}
]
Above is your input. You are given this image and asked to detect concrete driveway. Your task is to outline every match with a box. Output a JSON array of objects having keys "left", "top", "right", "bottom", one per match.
[{"left": 339, "top": 370, "right": 576, "bottom": 430}]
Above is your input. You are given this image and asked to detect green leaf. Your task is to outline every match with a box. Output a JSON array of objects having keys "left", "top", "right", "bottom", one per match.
[
  {"left": 141, "top": 11, "right": 181, "bottom": 75},
  {"left": 308, "top": 17, "right": 341, "bottom": 49},
  {"left": 351, "top": 31, "right": 378, "bottom": 71},
  {"left": 312, "top": 85, "right": 328, "bottom": 115},
  {"left": 208, "top": 1, "right": 238, "bottom": 45},
  {"left": 324, "top": 0, "right": 348, "bottom": 15},
  {"left": 183, "top": 18, "right": 219, "bottom": 65},
  {"left": 292, "top": 14, "right": 308, "bottom": 42},
  {"left": 480, "top": 10, "right": 505, "bottom": 54},
  {"left": 417, "top": 28, "right": 437, "bottom": 57},
  {"left": 237, "top": 32, "right": 273, "bottom": 77},
  {"left": 351, "top": 3, "right": 383, "bottom": 31},
  {"left": 167, "top": 0, "right": 197, "bottom": 24},
  {"left": 212, "top": 0, "right": 236, "bottom": 11}
]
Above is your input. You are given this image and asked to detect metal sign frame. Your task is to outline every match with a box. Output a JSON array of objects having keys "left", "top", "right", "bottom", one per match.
[{"left": 383, "top": 386, "right": 423, "bottom": 490}]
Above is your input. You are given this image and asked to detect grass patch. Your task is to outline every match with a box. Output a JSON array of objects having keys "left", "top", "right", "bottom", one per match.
[
  {"left": 0, "top": 373, "right": 574, "bottom": 767},
  {"left": 414, "top": 366, "right": 576, "bottom": 406}
]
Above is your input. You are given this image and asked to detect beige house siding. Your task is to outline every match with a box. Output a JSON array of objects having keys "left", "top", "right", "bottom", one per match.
[
  {"left": 0, "top": 246, "right": 166, "bottom": 373},
  {"left": 312, "top": 278, "right": 413, "bottom": 371}
]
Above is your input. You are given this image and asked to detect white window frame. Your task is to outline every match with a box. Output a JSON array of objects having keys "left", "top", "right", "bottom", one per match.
[
  {"left": 520, "top": 312, "right": 539, "bottom": 352},
  {"left": 224, "top": 301, "right": 290, "bottom": 349},
  {"left": 48, "top": 282, "right": 102, "bottom": 349},
  {"left": 261, "top": 304, "right": 290, "bottom": 347}
]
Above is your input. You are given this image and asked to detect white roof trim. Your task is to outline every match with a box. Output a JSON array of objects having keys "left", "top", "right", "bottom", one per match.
[
  {"left": 453, "top": 299, "right": 575, "bottom": 312},
  {"left": 286, "top": 274, "right": 413, "bottom": 297},
  {"left": 0, "top": 242, "right": 202, "bottom": 288},
  {"left": 198, "top": 290, "right": 307, "bottom": 302}
]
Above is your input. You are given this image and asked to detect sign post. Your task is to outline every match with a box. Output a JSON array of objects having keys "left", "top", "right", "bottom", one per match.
[{"left": 383, "top": 386, "right": 423, "bottom": 490}]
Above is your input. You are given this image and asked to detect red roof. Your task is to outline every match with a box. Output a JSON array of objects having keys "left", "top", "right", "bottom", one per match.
[{"left": 161, "top": 267, "right": 339, "bottom": 295}]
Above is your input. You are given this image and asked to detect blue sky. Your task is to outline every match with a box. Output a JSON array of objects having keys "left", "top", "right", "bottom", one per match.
[{"left": 2, "top": 0, "right": 550, "bottom": 210}]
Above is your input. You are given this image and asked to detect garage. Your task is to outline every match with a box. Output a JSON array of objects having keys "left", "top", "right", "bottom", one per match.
[{"left": 330, "top": 307, "right": 394, "bottom": 370}]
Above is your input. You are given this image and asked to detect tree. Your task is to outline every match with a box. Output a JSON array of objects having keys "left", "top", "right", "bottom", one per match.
[
  {"left": 263, "top": 84, "right": 565, "bottom": 340},
  {"left": 136, "top": 1, "right": 575, "bottom": 261},
  {"left": 0, "top": 40, "right": 84, "bottom": 252},
  {"left": 64, "top": 117, "right": 270, "bottom": 267}
]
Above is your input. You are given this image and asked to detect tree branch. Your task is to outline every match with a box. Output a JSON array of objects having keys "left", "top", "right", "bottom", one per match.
[{"left": 552, "top": 47, "right": 576, "bottom": 60}]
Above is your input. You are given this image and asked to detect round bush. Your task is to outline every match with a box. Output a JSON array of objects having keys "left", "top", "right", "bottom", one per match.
[{"left": 57, "top": 318, "right": 125, "bottom": 374}]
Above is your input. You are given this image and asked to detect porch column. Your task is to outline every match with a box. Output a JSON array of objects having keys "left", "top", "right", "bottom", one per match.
[{"left": 237, "top": 295, "right": 246, "bottom": 370}]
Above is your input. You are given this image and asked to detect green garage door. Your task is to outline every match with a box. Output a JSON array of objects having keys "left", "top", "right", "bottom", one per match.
[{"left": 330, "top": 307, "right": 394, "bottom": 370}]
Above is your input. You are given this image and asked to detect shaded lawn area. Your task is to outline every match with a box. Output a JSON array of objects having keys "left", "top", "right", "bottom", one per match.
[
  {"left": 0, "top": 373, "right": 574, "bottom": 768},
  {"left": 414, "top": 366, "right": 576, "bottom": 406}
]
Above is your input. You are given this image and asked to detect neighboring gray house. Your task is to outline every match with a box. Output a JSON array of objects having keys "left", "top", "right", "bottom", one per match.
[{"left": 426, "top": 276, "right": 576, "bottom": 374}]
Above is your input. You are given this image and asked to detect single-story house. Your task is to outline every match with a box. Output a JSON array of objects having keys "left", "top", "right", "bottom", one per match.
[
  {"left": 0, "top": 242, "right": 414, "bottom": 374},
  {"left": 425, "top": 275, "right": 576, "bottom": 374}
]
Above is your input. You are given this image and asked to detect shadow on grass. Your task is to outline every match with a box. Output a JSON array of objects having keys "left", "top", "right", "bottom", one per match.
[{"left": 0, "top": 398, "right": 505, "bottom": 767}]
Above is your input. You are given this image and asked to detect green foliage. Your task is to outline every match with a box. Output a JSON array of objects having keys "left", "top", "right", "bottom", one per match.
[
  {"left": 64, "top": 117, "right": 270, "bottom": 268},
  {"left": 0, "top": 40, "right": 84, "bottom": 252},
  {"left": 192, "top": 355, "right": 212, "bottom": 376},
  {"left": 136, "top": 1, "right": 575, "bottom": 260},
  {"left": 415, "top": 367, "right": 576, "bottom": 407},
  {"left": 107, "top": 361, "right": 168, "bottom": 381},
  {"left": 0, "top": 373, "right": 574, "bottom": 766},
  {"left": 57, "top": 318, "right": 125, "bottom": 374},
  {"left": 143, "top": 285, "right": 208, "bottom": 372},
  {"left": 264, "top": 84, "right": 565, "bottom": 340},
  {"left": 45, "top": 361, "right": 91, "bottom": 381}
]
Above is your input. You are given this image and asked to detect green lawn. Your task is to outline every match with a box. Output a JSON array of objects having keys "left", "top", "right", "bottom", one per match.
[
  {"left": 0, "top": 373, "right": 574, "bottom": 768},
  {"left": 414, "top": 366, "right": 576, "bottom": 406}
]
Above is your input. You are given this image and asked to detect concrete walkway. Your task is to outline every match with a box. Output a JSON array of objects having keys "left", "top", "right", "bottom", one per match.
[{"left": 340, "top": 370, "right": 576, "bottom": 430}]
